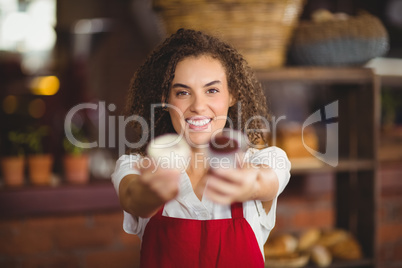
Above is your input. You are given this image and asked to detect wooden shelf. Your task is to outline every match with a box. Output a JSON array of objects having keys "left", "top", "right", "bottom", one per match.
[
  {"left": 0, "top": 181, "right": 121, "bottom": 218},
  {"left": 290, "top": 158, "right": 376, "bottom": 175},
  {"left": 257, "top": 67, "right": 375, "bottom": 84},
  {"left": 304, "top": 258, "right": 374, "bottom": 268},
  {"left": 378, "top": 74, "right": 402, "bottom": 87},
  {"left": 264, "top": 258, "right": 373, "bottom": 268}
]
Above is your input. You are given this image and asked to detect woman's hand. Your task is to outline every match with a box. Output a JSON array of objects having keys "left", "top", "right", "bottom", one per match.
[
  {"left": 139, "top": 160, "right": 181, "bottom": 203},
  {"left": 120, "top": 159, "right": 181, "bottom": 218},
  {"left": 203, "top": 164, "right": 279, "bottom": 205}
]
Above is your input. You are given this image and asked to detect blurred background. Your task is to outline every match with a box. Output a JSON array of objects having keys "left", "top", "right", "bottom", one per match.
[{"left": 0, "top": 0, "right": 401, "bottom": 267}]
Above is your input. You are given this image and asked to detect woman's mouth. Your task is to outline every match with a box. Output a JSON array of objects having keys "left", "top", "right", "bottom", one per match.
[{"left": 186, "top": 118, "right": 212, "bottom": 129}]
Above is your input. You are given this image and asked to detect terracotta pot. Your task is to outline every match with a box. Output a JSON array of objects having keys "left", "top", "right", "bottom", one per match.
[
  {"left": 1, "top": 156, "right": 25, "bottom": 187},
  {"left": 28, "top": 154, "right": 53, "bottom": 185},
  {"left": 63, "top": 154, "right": 89, "bottom": 184}
]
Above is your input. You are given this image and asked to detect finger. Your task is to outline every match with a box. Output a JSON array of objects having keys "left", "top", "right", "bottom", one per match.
[
  {"left": 206, "top": 175, "right": 240, "bottom": 196},
  {"left": 138, "top": 157, "right": 157, "bottom": 176},
  {"left": 149, "top": 172, "right": 180, "bottom": 200},
  {"left": 149, "top": 169, "right": 181, "bottom": 191},
  {"left": 204, "top": 176, "right": 237, "bottom": 201},
  {"left": 204, "top": 188, "right": 233, "bottom": 205},
  {"left": 152, "top": 180, "right": 179, "bottom": 201},
  {"left": 141, "top": 159, "right": 181, "bottom": 182},
  {"left": 210, "top": 168, "right": 243, "bottom": 185}
]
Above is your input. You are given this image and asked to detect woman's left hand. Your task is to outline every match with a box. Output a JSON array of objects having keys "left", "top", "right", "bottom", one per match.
[{"left": 203, "top": 165, "right": 262, "bottom": 204}]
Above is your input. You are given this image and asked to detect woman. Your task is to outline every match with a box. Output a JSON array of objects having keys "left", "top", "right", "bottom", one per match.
[{"left": 111, "top": 28, "right": 290, "bottom": 267}]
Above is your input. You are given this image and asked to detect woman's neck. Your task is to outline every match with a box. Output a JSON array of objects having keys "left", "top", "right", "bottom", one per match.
[
  {"left": 187, "top": 149, "right": 208, "bottom": 175},
  {"left": 186, "top": 149, "right": 209, "bottom": 200}
]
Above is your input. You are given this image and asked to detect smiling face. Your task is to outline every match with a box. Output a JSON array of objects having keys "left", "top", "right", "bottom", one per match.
[{"left": 167, "top": 55, "right": 235, "bottom": 148}]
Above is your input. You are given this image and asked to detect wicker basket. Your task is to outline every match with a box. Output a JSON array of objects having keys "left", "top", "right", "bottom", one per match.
[
  {"left": 153, "top": 0, "right": 305, "bottom": 70},
  {"left": 290, "top": 12, "right": 389, "bottom": 66}
]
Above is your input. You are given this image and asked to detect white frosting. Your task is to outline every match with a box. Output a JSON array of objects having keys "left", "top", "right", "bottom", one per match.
[{"left": 146, "top": 134, "right": 191, "bottom": 171}]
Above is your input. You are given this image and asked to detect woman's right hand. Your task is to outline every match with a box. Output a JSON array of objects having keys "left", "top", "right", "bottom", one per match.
[
  {"left": 138, "top": 158, "right": 181, "bottom": 204},
  {"left": 119, "top": 159, "right": 181, "bottom": 218}
]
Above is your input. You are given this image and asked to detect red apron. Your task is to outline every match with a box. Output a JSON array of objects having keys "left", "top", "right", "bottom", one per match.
[{"left": 140, "top": 202, "right": 265, "bottom": 267}]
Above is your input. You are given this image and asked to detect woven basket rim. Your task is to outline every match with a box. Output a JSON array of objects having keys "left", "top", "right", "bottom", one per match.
[
  {"left": 154, "top": 0, "right": 303, "bottom": 8},
  {"left": 298, "top": 12, "right": 379, "bottom": 27},
  {"left": 293, "top": 12, "right": 388, "bottom": 42}
]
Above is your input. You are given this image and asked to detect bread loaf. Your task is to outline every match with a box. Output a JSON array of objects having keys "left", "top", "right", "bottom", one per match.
[
  {"left": 264, "top": 234, "right": 298, "bottom": 258},
  {"left": 329, "top": 237, "right": 363, "bottom": 260},
  {"left": 298, "top": 228, "right": 321, "bottom": 251},
  {"left": 311, "top": 244, "right": 332, "bottom": 267}
]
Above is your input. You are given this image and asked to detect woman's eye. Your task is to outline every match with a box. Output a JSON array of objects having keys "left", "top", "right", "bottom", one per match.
[
  {"left": 176, "top": 91, "right": 189, "bottom": 96},
  {"left": 207, "top": 88, "right": 219, "bottom": 94}
]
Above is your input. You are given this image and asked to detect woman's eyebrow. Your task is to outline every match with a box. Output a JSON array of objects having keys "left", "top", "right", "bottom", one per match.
[
  {"left": 172, "top": 83, "right": 191, "bottom": 89},
  {"left": 204, "top": 80, "right": 221, "bottom": 87},
  {"left": 172, "top": 80, "right": 221, "bottom": 89}
]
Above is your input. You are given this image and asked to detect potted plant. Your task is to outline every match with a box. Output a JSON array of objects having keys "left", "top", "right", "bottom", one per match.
[
  {"left": 0, "top": 131, "right": 26, "bottom": 187},
  {"left": 25, "top": 126, "right": 53, "bottom": 186},
  {"left": 63, "top": 125, "right": 90, "bottom": 184}
]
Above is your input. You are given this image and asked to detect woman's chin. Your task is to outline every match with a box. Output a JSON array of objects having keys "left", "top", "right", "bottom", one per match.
[{"left": 184, "top": 134, "right": 211, "bottom": 149}]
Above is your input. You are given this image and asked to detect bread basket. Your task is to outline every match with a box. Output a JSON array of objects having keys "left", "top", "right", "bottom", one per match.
[{"left": 153, "top": 0, "right": 305, "bottom": 70}]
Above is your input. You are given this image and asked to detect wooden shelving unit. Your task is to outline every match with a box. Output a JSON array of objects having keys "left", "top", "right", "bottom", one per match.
[
  {"left": 0, "top": 181, "right": 120, "bottom": 218},
  {"left": 257, "top": 67, "right": 379, "bottom": 268}
]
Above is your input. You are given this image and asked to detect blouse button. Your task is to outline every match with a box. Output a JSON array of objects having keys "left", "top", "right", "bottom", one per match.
[{"left": 199, "top": 211, "right": 209, "bottom": 218}]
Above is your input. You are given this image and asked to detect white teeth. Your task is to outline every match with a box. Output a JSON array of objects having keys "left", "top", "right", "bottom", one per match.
[{"left": 187, "top": 119, "right": 211, "bottom": 126}]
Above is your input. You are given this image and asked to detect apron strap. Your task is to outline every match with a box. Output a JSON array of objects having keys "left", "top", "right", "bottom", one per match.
[{"left": 230, "top": 202, "right": 243, "bottom": 219}]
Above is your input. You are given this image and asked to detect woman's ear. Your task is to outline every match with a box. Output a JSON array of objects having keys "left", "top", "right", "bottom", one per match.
[{"left": 229, "top": 94, "right": 237, "bottom": 107}]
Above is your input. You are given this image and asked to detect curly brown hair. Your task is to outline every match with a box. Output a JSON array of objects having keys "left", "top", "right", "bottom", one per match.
[{"left": 125, "top": 28, "right": 270, "bottom": 155}]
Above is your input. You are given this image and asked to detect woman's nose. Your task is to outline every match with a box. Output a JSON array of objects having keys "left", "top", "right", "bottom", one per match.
[{"left": 189, "top": 94, "right": 207, "bottom": 113}]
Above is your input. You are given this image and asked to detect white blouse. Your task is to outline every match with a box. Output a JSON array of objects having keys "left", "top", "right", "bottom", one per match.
[{"left": 111, "top": 146, "right": 291, "bottom": 257}]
